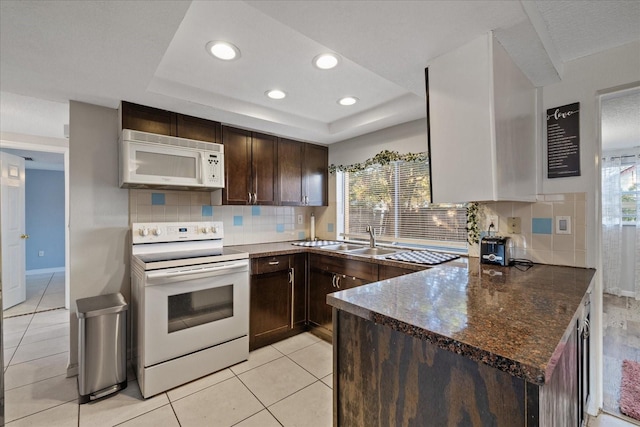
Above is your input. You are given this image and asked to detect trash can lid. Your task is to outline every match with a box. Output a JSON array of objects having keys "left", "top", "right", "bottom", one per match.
[{"left": 76, "top": 293, "right": 128, "bottom": 318}]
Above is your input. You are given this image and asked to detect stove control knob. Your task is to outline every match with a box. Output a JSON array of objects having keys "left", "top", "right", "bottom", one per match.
[
  {"left": 153, "top": 228, "right": 162, "bottom": 236},
  {"left": 201, "top": 227, "right": 210, "bottom": 234},
  {"left": 212, "top": 226, "right": 219, "bottom": 234},
  {"left": 139, "top": 228, "right": 149, "bottom": 237}
]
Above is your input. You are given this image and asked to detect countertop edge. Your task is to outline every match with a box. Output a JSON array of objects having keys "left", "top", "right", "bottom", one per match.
[
  {"left": 327, "top": 292, "right": 547, "bottom": 385},
  {"left": 327, "top": 265, "right": 596, "bottom": 386},
  {"left": 229, "top": 241, "right": 432, "bottom": 271}
]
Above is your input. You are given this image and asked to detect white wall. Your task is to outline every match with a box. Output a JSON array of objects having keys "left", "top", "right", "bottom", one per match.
[
  {"left": 68, "top": 101, "right": 129, "bottom": 372},
  {"left": 328, "top": 119, "right": 428, "bottom": 166},
  {"left": 541, "top": 41, "right": 640, "bottom": 268},
  {"left": 539, "top": 40, "right": 639, "bottom": 416}
]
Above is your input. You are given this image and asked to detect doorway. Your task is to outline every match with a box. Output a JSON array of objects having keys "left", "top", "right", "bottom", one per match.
[
  {"left": 0, "top": 138, "right": 69, "bottom": 318},
  {"left": 599, "top": 86, "right": 640, "bottom": 420},
  {"left": 1, "top": 150, "right": 66, "bottom": 318}
]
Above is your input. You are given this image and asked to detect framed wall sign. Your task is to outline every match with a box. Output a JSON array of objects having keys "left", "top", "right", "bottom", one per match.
[{"left": 547, "top": 102, "right": 580, "bottom": 178}]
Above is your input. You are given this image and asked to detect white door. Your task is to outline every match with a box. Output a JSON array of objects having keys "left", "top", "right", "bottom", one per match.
[{"left": 1, "top": 152, "right": 26, "bottom": 309}]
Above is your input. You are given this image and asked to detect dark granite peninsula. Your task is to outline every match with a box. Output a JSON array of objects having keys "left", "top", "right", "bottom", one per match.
[{"left": 327, "top": 258, "right": 595, "bottom": 427}]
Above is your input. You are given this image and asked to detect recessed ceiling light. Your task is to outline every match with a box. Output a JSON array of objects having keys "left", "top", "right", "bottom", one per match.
[
  {"left": 313, "top": 53, "right": 340, "bottom": 70},
  {"left": 206, "top": 41, "right": 240, "bottom": 61},
  {"left": 338, "top": 96, "right": 358, "bottom": 106},
  {"left": 266, "top": 89, "right": 287, "bottom": 100}
]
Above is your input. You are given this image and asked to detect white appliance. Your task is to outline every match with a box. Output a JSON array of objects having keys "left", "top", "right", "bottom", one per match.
[
  {"left": 120, "top": 129, "right": 224, "bottom": 190},
  {"left": 130, "top": 221, "right": 248, "bottom": 398}
]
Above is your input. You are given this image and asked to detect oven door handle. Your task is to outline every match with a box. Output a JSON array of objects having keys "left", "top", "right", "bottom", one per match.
[{"left": 146, "top": 262, "right": 248, "bottom": 281}]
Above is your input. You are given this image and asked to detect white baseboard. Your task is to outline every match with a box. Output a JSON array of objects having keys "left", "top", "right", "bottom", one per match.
[
  {"left": 67, "top": 362, "right": 78, "bottom": 378},
  {"left": 26, "top": 267, "right": 65, "bottom": 276}
]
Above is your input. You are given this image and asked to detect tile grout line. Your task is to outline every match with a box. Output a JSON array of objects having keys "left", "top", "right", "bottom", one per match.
[
  {"left": 231, "top": 340, "right": 332, "bottom": 422},
  {"left": 5, "top": 395, "right": 77, "bottom": 425}
]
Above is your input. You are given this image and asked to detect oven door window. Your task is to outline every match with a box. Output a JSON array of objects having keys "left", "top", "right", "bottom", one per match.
[{"left": 167, "top": 285, "right": 233, "bottom": 333}]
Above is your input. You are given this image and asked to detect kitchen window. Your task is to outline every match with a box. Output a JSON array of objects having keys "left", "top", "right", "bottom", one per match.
[{"left": 336, "top": 157, "right": 467, "bottom": 248}]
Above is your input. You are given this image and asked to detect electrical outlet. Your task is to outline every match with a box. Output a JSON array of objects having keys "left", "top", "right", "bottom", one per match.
[
  {"left": 38, "top": 250, "right": 44, "bottom": 257},
  {"left": 297, "top": 214, "right": 303, "bottom": 225},
  {"left": 487, "top": 216, "right": 499, "bottom": 234},
  {"left": 507, "top": 217, "right": 521, "bottom": 234}
]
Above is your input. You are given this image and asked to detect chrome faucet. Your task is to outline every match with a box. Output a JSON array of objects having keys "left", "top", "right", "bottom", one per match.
[{"left": 366, "top": 224, "right": 376, "bottom": 248}]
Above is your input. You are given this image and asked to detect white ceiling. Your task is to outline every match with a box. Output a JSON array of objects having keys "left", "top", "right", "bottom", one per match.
[{"left": 1, "top": 0, "right": 639, "bottom": 146}]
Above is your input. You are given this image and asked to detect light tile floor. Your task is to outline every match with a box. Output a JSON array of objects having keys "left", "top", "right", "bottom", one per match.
[
  {"left": 4, "top": 310, "right": 333, "bottom": 426},
  {"left": 3, "top": 271, "right": 66, "bottom": 318},
  {"left": 3, "top": 285, "right": 638, "bottom": 426},
  {"left": 602, "top": 293, "right": 640, "bottom": 421}
]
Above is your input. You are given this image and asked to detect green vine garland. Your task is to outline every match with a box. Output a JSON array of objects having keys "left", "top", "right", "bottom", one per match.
[
  {"left": 328, "top": 150, "right": 428, "bottom": 174},
  {"left": 466, "top": 202, "right": 480, "bottom": 245}
]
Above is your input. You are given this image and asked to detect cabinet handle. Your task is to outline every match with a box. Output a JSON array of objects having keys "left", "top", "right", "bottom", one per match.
[
  {"left": 253, "top": 193, "right": 257, "bottom": 205},
  {"left": 248, "top": 192, "right": 252, "bottom": 204},
  {"left": 331, "top": 274, "right": 336, "bottom": 288},
  {"left": 335, "top": 275, "right": 341, "bottom": 289},
  {"left": 268, "top": 261, "right": 280, "bottom": 266},
  {"left": 289, "top": 268, "right": 295, "bottom": 328}
]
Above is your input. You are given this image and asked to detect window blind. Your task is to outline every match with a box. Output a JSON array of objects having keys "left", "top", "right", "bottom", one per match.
[{"left": 343, "top": 160, "right": 467, "bottom": 243}]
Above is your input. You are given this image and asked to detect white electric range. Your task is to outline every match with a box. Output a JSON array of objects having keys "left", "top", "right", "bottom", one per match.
[{"left": 130, "top": 221, "right": 249, "bottom": 398}]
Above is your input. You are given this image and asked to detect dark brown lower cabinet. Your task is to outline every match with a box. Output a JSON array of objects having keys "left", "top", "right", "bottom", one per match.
[
  {"left": 334, "top": 309, "right": 583, "bottom": 427},
  {"left": 249, "top": 254, "right": 305, "bottom": 350},
  {"left": 378, "top": 264, "right": 419, "bottom": 280},
  {"left": 308, "top": 254, "right": 377, "bottom": 340}
]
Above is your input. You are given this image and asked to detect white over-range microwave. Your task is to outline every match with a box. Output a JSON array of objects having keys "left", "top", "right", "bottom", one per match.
[{"left": 120, "top": 129, "right": 224, "bottom": 190}]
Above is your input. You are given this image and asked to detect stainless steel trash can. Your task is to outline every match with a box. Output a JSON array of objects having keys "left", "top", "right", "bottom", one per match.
[{"left": 76, "top": 293, "right": 128, "bottom": 404}]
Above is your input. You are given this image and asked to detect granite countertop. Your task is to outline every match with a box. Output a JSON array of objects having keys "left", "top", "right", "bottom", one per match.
[
  {"left": 327, "top": 258, "right": 595, "bottom": 385},
  {"left": 228, "top": 241, "right": 435, "bottom": 271}
]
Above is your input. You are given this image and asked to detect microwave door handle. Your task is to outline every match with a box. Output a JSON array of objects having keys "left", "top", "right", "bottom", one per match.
[{"left": 146, "top": 262, "right": 247, "bottom": 280}]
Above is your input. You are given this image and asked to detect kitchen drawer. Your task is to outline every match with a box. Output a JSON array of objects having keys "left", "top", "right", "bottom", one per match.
[
  {"left": 309, "top": 254, "right": 378, "bottom": 282},
  {"left": 252, "top": 255, "right": 290, "bottom": 274}
]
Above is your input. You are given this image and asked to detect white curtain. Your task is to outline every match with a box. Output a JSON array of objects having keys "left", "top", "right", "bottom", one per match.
[{"left": 602, "top": 149, "right": 640, "bottom": 299}]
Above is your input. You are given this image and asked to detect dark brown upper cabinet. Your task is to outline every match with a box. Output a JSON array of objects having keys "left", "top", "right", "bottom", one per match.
[
  {"left": 278, "top": 138, "right": 328, "bottom": 206},
  {"left": 303, "top": 143, "right": 328, "bottom": 206},
  {"left": 120, "top": 101, "right": 221, "bottom": 143},
  {"left": 175, "top": 114, "right": 221, "bottom": 143},
  {"left": 120, "top": 101, "right": 176, "bottom": 136},
  {"left": 222, "top": 126, "right": 277, "bottom": 205}
]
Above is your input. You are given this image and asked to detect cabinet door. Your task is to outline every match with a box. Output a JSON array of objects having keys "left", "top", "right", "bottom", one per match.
[
  {"left": 120, "top": 101, "right": 175, "bottom": 136},
  {"left": 308, "top": 254, "right": 377, "bottom": 334},
  {"left": 176, "top": 114, "right": 221, "bottom": 143},
  {"left": 252, "top": 133, "right": 277, "bottom": 205},
  {"left": 223, "top": 126, "right": 252, "bottom": 205},
  {"left": 308, "top": 267, "right": 336, "bottom": 332},
  {"left": 250, "top": 261, "right": 291, "bottom": 350},
  {"left": 292, "top": 254, "right": 306, "bottom": 326},
  {"left": 278, "top": 138, "right": 305, "bottom": 206},
  {"left": 303, "top": 143, "right": 328, "bottom": 206}
]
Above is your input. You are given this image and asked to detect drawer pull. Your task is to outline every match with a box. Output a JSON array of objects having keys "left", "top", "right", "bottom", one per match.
[{"left": 268, "top": 261, "right": 280, "bottom": 265}]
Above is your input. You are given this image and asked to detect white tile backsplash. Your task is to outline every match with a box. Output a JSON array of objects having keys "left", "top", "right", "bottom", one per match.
[
  {"left": 477, "top": 193, "right": 588, "bottom": 267},
  {"left": 129, "top": 189, "right": 315, "bottom": 245}
]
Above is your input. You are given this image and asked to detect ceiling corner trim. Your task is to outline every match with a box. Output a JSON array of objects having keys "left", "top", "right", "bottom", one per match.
[{"left": 520, "top": 0, "right": 564, "bottom": 80}]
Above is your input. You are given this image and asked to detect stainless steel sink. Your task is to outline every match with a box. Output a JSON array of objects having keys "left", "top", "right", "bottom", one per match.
[
  {"left": 348, "top": 247, "right": 401, "bottom": 256},
  {"left": 320, "top": 243, "right": 364, "bottom": 252}
]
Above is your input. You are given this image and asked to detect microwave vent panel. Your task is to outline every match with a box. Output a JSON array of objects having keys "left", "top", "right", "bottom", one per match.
[{"left": 122, "top": 129, "right": 223, "bottom": 153}]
